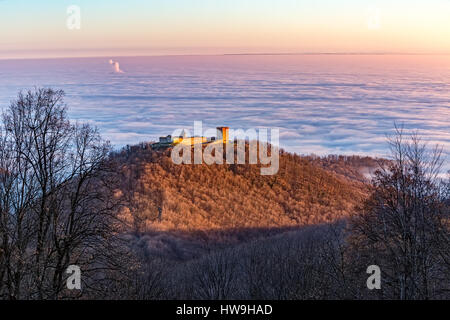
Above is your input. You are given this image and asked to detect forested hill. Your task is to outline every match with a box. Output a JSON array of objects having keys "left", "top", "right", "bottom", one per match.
[{"left": 113, "top": 143, "right": 374, "bottom": 232}]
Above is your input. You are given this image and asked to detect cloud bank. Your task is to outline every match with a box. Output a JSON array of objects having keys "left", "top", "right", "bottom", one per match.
[{"left": 0, "top": 55, "right": 448, "bottom": 171}]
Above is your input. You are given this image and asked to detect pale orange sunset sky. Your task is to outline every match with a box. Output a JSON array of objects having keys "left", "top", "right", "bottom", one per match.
[{"left": 1, "top": 0, "right": 450, "bottom": 59}]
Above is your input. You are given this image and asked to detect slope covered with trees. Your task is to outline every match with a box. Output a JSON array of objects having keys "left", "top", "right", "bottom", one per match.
[{"left": 114, "top": 144, "right": 369, "bottom": 233}]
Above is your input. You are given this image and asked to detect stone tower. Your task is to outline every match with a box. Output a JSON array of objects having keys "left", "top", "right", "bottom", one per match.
[{"left": 216, "top": 127, "right": 229, "bottom": 143}]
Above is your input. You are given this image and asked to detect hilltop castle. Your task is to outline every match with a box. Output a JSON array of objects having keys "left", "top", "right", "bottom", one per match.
[{"left": 154, "top": 127, "right": 229, "bottom": 149}]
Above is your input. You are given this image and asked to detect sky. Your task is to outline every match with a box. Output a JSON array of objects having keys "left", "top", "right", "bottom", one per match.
[{"left": 1, "top": 0, "right": 450, "bottom": 59}]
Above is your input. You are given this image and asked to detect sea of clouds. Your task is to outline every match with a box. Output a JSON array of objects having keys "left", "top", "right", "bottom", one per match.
[{"left": 0, "top": 55, "right": 449, "bottom": 165}]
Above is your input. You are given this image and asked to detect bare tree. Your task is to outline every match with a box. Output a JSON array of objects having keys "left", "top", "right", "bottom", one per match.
[
  {"left": 350, "top": 127, "right": 450, "bottom": 299},
  {"left": 0, "top": 88, "right": 128, "bottom": 299},
  {"left": 189, "top": 250, "right": 237, "bottom": 300}
]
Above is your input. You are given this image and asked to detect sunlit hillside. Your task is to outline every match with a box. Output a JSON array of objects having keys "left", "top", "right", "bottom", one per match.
[{"left": 114, "top": 143, "right": 371, "bottom": 233}]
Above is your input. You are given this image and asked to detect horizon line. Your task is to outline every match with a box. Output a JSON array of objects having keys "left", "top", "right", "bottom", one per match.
[{"left": 1, "top": 52, "right": 450, "bottom": 61}]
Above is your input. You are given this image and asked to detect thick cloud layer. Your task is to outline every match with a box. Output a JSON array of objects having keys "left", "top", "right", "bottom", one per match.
[{"left": 0, "top": 55, "right": 448, "bottom": 166}]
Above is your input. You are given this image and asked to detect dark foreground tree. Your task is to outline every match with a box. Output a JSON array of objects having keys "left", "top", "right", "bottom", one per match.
[
  {"left": 0, "top": 88, "right": 131, "bottom": 299},
  {"left": 350, "top": 128, "right": 450, "bottom": 299}
]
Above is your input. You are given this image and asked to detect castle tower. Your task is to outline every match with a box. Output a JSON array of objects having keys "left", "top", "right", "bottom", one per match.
[{"left": 216, "top": 127, "right": 229, "bottom": 143}]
